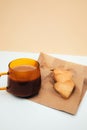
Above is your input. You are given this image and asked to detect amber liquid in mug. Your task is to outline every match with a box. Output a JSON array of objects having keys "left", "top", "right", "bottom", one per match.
[{"left": 7, "top": 65, "right": 41, "bottom": 97}]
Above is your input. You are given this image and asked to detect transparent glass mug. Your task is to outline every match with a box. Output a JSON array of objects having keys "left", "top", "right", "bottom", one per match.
[{"left": 0, "top": 58, "right": 41, "bottom": 97}]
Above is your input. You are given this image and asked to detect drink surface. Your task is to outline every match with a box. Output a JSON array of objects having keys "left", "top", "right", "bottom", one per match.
[{"left": 13, "top": 65, "right": 36, "bottom": 72}]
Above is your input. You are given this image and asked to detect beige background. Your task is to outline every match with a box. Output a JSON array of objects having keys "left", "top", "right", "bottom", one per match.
[{"left": 0, "top": 0, "right": 87, "bottom": 55}]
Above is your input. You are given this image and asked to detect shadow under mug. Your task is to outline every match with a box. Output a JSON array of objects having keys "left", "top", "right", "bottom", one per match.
[{"left": 0, "top": 58, "right": 41, "bottom": 98}]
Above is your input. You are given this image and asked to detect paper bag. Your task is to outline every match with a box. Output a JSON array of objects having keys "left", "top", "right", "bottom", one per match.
[{"left": 30, "top": 53, "right": 87, "bottom": 115}]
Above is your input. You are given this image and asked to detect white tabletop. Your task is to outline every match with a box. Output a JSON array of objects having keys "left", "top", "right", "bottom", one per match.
[{"left": 0, "top": 51, "right": 87, "bottom": 130}]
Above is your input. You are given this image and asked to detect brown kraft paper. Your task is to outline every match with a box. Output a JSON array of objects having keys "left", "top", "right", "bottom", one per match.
[{"left": 30, "top": 52, "right": 87, "bottom": 115}]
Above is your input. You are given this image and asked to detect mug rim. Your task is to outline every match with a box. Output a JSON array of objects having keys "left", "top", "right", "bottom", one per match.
[{"left": 8, "top": 58, "right": 40, "bottom": 70}]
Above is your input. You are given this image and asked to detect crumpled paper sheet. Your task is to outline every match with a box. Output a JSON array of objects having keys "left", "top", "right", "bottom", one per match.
[{"left": 30, "top": 53, "right": 87, "bottom": 115}]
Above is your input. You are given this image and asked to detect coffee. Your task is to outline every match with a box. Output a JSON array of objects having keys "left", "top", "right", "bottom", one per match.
[{"left": 7, "top": 65, "right": 41, "bottom": 97}]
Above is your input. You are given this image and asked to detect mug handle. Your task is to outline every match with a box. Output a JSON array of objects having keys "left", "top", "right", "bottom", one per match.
[{"left": 0, "top": 72, "right": 8, "bottom": 90}]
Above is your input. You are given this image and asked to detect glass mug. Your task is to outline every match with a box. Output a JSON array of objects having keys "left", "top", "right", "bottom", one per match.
[{"left": 0, "top": 58, "right": 41, "bottom": 97}]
